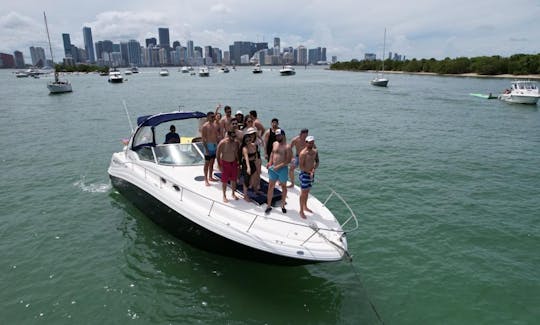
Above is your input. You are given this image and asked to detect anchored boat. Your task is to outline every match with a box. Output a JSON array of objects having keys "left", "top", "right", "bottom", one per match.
[{"left": 108, "top": 111, "right": 357, "bottom": 265}]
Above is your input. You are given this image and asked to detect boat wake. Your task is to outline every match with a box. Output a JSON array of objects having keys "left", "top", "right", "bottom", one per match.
[{"left": 74, "top": 176, "right": 111, "bottom": 193}]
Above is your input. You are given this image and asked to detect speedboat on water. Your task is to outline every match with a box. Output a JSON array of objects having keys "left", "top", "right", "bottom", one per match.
[
  {"left": 498, "top": 80, "right": 539, "bottom": 105},
  {"left": 198, "top": 67, "right": 210, "bottom": 77},
  {"left": 279, "top": 65, "right": 296, "bottom": 76},
  {"left": 108, "top": 111, "right": 357, "bottom": 265},
  {"left": 252, "top": 64, "right": 263, "bottom": 74},
  {"left": 108, "top": 69, "right": 124, "bottom": 83},
  {"left": 159, "top": 68, "right": 170, "bottom": 76},
  {"left": 219, "top": 66, "right": 230, "bottom": 73}
]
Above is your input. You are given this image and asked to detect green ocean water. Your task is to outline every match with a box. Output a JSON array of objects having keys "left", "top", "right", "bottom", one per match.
[{"left": 1, "top": 67, "right": 539, "bottom": 324}]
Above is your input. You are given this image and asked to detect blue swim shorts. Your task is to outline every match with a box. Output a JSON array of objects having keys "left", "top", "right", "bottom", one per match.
[
  {"left": 268, "top": 166, "right": 289, "bottom": 183},
  {"left": 205, "top": 143, "right": 217, "bottom": 160},
  {"left": 299, "top": 171, "right": 314, "bottom": 189}
]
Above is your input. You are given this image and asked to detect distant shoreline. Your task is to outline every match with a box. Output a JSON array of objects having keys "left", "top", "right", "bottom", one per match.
[{"left": 333, "top": 69, "right": 540, "bottom": 80}]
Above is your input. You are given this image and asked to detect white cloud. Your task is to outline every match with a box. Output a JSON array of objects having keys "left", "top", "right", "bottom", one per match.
[{"left": 1, "top": 0, "right": 539, "bottom": 63}]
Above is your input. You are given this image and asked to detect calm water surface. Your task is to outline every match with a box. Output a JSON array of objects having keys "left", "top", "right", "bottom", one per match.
[{"left": 1, "top": 67, "right": 539, "bottom": 324}]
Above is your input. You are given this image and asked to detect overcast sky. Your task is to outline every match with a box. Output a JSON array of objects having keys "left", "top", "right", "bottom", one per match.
[{"left": 1, "top": 0, "right": 539, "bottom": 62}]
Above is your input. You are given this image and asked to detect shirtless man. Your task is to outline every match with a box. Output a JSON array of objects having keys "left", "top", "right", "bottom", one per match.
[
  {"left": 216, "top": 131, "right": 240, "bottom": 202},
  {"left": 288, "top": 128, "right": 309, "bottom": 188},
  {"left": 298, "top": 135, "right": 319, "bottom": 219},
  {"left": 265, "top": 129, "right": 292, "bottom": 214},
  {"left": 219, "top": 105, "right": 234, "bottom": 138},
  {"left": 201, "top": 111, "right": 219, "bottom": 186}
]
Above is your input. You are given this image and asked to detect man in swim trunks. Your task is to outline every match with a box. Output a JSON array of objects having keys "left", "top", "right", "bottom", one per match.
[
  {"left": 216, "top": 131, "right": 240, "bottom": 203},
  {"left": 201, "top": 111, "right": 219, "bottom": 186},
  {"left": 265, "top": 129, "right": 292, "bottom": 214},
  {"left": 298, "top": 135, "right": 319, "bottom": 219},
  {"left": 288, "top": 128, "right": 309, "bottom": 188}
]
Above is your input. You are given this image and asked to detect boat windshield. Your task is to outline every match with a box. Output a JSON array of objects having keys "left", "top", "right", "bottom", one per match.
[{"left": 154, "top": 143, "right": 205, "bottom": 166}]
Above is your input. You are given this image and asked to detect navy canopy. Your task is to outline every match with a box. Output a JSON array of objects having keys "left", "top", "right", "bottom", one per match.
[{"left": 136, "top": 111, "right": 206, "bottom": 127}]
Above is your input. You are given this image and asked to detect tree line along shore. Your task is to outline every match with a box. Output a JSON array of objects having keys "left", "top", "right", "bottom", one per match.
[{"left": 330, "top": 54, "right": 540, "bottom": 79}]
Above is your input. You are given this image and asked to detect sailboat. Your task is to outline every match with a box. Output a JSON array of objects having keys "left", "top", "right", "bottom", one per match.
[
  {"left": 44, "top": 12, "right": 72, "bottom": 94},
  {"left": 371, "top": 28, "right": 389, "bottom": 87}
]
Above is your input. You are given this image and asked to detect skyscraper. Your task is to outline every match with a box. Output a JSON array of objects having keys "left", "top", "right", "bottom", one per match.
[
  {"left": 127, "top": 40, "right": 142, "bottom": 66},
  {"left": 62, "top": 33, "right": 71, "bottom": 58},
  {"left": 13, "top": 51, "right": 25, "bottom": 68},
  {"left": 158, "top": 28, "right": 170, "bottom": 48},
  {"left": 83, "top": 26, "right": 95, "bottom": 63},
  {"left": 29, "top": 46, "right": 46, "bottom": 67}
]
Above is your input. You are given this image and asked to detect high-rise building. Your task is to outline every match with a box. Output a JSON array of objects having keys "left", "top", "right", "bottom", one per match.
[
  {"left": 274, "top": 37, "right": 280, "bottom": 54},
  {"left": 13, "top": 50, "right": 25, "bottom": 68},
  {"left": 83, "top": 26, "right": 95, "bottom": 63},
  {"left": 158, "top": 28, "right": 170, "bottom": 48},
  {"left": 296, "top": 45, "right": 307, "bottom": 65},
  {"left": 172, "top": 41, "right": 181, "bottom": 49},
  {"left": 62, "top": 33, "right": 72, "bottom": 57},
  {"left": 127, "top": 40, "right": 142, "bottom": 66},
  {"left": 145, "top": 37, "right": 157, "bottom": 48},
  {"left": 30, "top": 46, "right": 46, "bottom": 67},
  {"left": 0, "top": 53, "right": 15, "bottom": 68},
  {"left": 187, "top": 40, "right": 194, "bottom": 60},
  {"left": 120, "top": 42, "right": 129, "bottom": 66},
  {"left": 229, "top": 41, "right": 254, "bottom": 66}
]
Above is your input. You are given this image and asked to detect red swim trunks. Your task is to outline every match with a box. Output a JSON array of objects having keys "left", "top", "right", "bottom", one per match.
[{"left": 220, "top": 160, "right": 238, "bottom": 183}]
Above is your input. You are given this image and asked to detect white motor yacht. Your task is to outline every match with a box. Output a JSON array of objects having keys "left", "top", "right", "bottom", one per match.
[
  {"left": 498, "top": 80, "right": 539, "bottom": 105},
  {"left": 108, "top": 111, "right": 357, "bottom": 265},
  {"left": 108, "top": 69, "right": 124, "bottom": 83},
  {"left": 180, "top": 66, "right": 190, "bottom": 73},
  {"left": 252, "top": 64, "right": 263, "bottom": 74},
  {"left": 198, "top": 67, "right": 210, "bottom": 77},
  {"left": 159, "top": 68, "right": 169, "bottom": 76},
  {"left": 279, "top": 65, "right": 296, "bottom": 76}
]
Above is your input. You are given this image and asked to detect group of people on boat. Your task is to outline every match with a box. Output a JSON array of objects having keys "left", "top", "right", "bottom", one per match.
[{"left": 187, "top": 104, "right": 319, "bottom": 219}]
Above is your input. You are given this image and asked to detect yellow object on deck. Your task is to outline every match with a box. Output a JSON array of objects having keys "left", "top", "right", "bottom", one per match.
[{"left": 180, "top": 137, "right": 194, "bottom": 144}]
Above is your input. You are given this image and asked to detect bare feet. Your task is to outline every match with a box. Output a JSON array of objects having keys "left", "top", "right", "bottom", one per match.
[
  {"left": 232, "top": 194, "right": 239, "bottom": 200},
  {"left": 305, "top": 207, "right": 313, "bottom": 213},
  {"left": 244, "top": 196, "right": 251, "bottom": 202},
  {"left": 223, "top": 197, "right": 229, "bottom": 203},
  {"left": 210, "top": 177, "right": 219, "bottom": 182},
  {"left": 205, "top": 182, "right": 211, "bottom": 186},
  {"left": 300, "top": 211, "right": 307, "bottom": 219}
]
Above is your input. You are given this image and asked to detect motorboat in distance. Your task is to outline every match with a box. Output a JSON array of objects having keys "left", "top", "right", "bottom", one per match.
[
  {"left": 108, "top": 69, "right": 124, "bottom": 83},
  {"left": 108, "top": 111, "right": 357, "bottom": 265},
  {"left": 252, "top": 64, "right": 263, "bottom": 74},
  {"left": 198, "top": 66, "right": 210, "bottom": 77},
  {"left": 159, "top": 68, "right": 170, "bottom": 76},
  {"left": 279, "top": 65, "right": 296, "bottom": 76},
  {"left": 498, "top": 80, "right": 539, "bottom": 105}
]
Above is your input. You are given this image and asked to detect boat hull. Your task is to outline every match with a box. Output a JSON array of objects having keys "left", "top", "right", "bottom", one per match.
[
  {"left": 280, "top": 71, "right": 295, "bottom": 76},
  {"left": 498, "top": 94, "right": 539, "bottom": 105},
  {"left": 108, "top": 78, "right": 123, "bottom": 83},
  {"left": 371, "top": 78, "right": 389, "bottom": 87},
  {"left": 109, "top": 174, "right": 325, "bottom": 265},
  {"left": 47, "top": 82, "right": 72, "bottom": 93}
]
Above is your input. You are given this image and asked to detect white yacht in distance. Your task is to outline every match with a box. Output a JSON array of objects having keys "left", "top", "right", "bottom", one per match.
[
  {"left": 108, "top": 69, "right": 124, "bottom": 83},
  {"left": 198, "top": 66, "right": 210, "bottom": 77},
  {"left": 180, "top": 66, "right": 190, "bottom": 73},
  {"left": 108, "top": 111, "right": 357, "bottom": 265},
  {"left": 159, "top": 68, "right": 170, "bottom": 76},
  {"left": 498, "top": 80, "right": 540, "bottom": 105},
  {"left": 279, "top": 65, "right": 295, "bottom": 76},
  {"left": 252, "top": 64, "right": 263, "bottom": 74}
]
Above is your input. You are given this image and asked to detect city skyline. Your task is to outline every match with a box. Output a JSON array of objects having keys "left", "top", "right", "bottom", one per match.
[{"left": 1, "top": 0, "right": 539, "bottom": 63}]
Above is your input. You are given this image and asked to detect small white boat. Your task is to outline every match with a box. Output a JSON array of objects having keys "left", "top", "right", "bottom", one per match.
[
  {"left": 108, "top": 111, "right": 357, "bottom": 265},
  {"left": 180, "top": 66, "right": 189, "bottom": 73},
  {"left": 371, "top": 28, "right": 389, "bottom": 87},
  {"left": 15, "top": 71, "right": 29, "bottom": 78},
  {"left": 498, "top": 80, "right": 540, "bottom": 105},
  {"left": 252, "top": 64, "right": 263, "bottom": 74},
  {"left": 130, "top": 66, "right": 139, "bottom": 74},
  {"left": 43, "top": 13, "right": 72, "bottom": 94},
  {"left": 124, "top": 70, "right": 133, "bottom": 75},
  {"left": 219, "top": 66, "right": 230, "bottom": 73},
  {"left": 279, "top": 65, "right": 295, "bottom": 76},
  {"left": 159, "top": 68, "right": 169, "bottom": 76},
  {"left": 198, "top": 66, "right": 210, "bottom": 77},
  {"left": 108, "top": 69, "right": 124, "bottom": 83}
]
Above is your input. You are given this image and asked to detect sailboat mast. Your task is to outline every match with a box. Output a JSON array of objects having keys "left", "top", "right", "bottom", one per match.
[
  {"left": 381, "top": 28, "right": 386, "bottom": 73},
  {"left": 43, "top": 12, "right": 58, "bottom": 82}
]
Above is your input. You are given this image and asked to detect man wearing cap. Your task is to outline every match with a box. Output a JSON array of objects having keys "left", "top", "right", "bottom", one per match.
[
  {"left": 265, "top": 128, "right": 292, "bottom": 214},
  {"left": 298, "top": 136, "right": 319, "bottom": 219},
  {"left": 287, "top": 128, "right": 309, "bottom": 187},
  {"left": 264, "top": 118, "right": 285, "bottom": 162}
]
